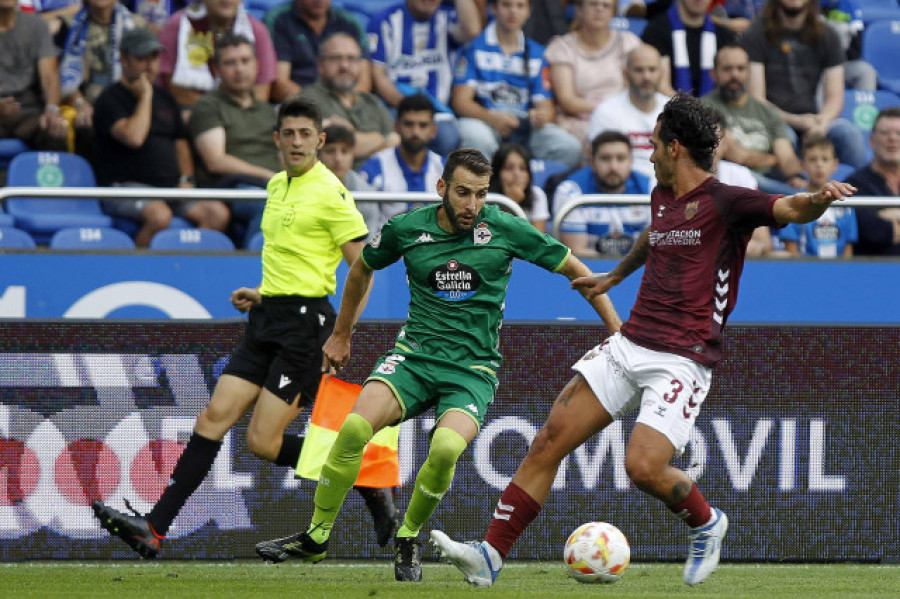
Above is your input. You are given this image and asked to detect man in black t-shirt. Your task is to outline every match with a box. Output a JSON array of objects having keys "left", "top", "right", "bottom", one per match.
[{"left": 93, "top": 28, "right": 229, "bottom": 247}]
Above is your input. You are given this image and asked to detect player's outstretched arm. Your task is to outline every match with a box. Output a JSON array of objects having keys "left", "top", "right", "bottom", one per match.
[
  {"left": 325, "top": 252, "right": 374, "bottom": 370},
  {"left": 773, "top": 180, "right": 857, "bottom": 225},
  {"left": 558, "top": 254, "right": 623, "bottom": 334},
  {"left": 571, "top": 229, "right": 650, "bottom": 300}
]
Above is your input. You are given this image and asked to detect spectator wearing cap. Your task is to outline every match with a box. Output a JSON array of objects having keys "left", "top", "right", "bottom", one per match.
[{"left": 93, "top": 27, "right": 230, "bottom": 247}]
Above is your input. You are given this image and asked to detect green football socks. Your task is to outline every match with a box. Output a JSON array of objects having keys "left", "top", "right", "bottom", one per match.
[
  {"left": 396, "top": 426, "right": 468, "bottom": 538},
  {"left": 307, "top": 413, "right": 373, "bottom": 544}
]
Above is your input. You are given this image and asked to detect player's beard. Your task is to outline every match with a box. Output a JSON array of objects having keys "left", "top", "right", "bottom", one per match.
[{"left": 442, "top": 191, "right": 476, "bottom": 233}]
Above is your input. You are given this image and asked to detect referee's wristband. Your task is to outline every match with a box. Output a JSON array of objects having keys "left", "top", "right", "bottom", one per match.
[{"left": 178, "top": 175, "right": 196, "bottom": 185}]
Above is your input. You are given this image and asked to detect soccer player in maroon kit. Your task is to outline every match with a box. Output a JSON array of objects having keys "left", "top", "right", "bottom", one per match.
[{"left": 431, "top": 93, "right": 857, "bottom": 586}]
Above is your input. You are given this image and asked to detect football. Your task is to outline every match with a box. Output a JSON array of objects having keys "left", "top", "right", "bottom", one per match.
[{"left": 563, "top": 521, "right": 630, "bottom": 583}]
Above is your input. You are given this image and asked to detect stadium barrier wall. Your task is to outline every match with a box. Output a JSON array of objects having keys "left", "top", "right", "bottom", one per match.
[
  {"left": 0, "top": 320, "right": 896, "bottom": 563},
  {"left": 2, "top": 254, "right": 900, "bottom": 323}
]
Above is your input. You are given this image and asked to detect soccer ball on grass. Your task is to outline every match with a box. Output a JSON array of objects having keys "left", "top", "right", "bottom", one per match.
[{"left": 563, "top": 521, "right": 630, "bottom": 583}]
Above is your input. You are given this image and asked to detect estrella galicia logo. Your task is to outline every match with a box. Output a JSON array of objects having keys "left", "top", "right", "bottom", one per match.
[{"left": 428, "top": 259, "right": 481, "bottom": 301}]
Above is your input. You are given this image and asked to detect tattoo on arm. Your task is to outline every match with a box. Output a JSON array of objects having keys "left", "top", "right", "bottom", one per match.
[{"left": 609, "top": 231, "right": 649, "bottom": 281}]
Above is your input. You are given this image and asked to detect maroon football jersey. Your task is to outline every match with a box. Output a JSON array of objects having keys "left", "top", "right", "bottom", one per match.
[{"left": 621, "top": 177, "right": 780, "bottom": 367}]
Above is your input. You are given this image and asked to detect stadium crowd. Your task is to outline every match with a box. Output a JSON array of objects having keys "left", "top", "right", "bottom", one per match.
[{"left": 1, "top": 0, "right": 899, "bottom": 255}]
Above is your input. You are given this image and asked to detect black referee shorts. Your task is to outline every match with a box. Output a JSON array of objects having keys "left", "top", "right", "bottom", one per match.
[{"left": 222, "top": 295, "right": 335, "bottom": 406}]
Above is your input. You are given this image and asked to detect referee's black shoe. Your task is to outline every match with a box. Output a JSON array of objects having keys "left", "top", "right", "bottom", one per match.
[
  {"left": 356, "top": 486, "right": 399, "bottom": 547},
  {"left": 92, "top": 499, "right": 163, "bottom": 559},
  {"left": 255, "top": 531, "right": 327, "bottom": 563},
  {"left": 394, "top": 535, "right": 423, "bottom": 582}
]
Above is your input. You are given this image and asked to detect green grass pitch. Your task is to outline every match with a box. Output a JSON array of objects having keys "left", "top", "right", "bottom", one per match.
[{"left": 3, "top": 561, "right": 898, "bottom": 598}]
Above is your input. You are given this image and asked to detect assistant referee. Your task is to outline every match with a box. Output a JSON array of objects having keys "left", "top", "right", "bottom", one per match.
[{"left": 93, "top": 96, "right": 396, "bottom": 558}]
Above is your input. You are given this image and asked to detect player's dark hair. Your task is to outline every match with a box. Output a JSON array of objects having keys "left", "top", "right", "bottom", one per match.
[
  {"left": 489, "top": 143, "right": 534, "bottom": 213},
  {"left": 591, "top": 130, "right": 632, "bottom": 157},
  {"left": 443, "top": 148, "right": 492, "bottom": 184},
  {"left": 658, "top": 93, "right": 720, "bottom": 172},
  {"left": 801, "top": 133, "right": 835, "bottom": 157},
  {"left": 873, "top": 106, "right": 900, "bottom": 131},
  {"left": 323, "top": 124, "right": 356, "bottom": 147},
  {"left": 214, "top": 32, "right": 254, "bottom": 64},
  {"left": 397, "top": 93, "right": 436, "bottom": 119},
  {"left": 276, "top": 95, "right": 323, "bottom": 132}
]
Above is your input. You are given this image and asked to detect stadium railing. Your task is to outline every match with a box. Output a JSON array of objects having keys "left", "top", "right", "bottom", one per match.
[
  {"left": 550, "top": 194, "right": 900, "bottom": 240},
  {"left": 0, "top": 187, "right": 528, "bottom": 225}
]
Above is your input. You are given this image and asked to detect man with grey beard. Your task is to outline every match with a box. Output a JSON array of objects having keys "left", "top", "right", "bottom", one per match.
[
  {"left": 702, "top": 44, "right": 806, "bottom": 195},
  {"left": 301, "top": 32, "right": 397, "bottom": 169}
]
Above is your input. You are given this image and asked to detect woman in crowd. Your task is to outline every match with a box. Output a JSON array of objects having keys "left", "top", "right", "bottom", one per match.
[
  {"left": 545, "top": 0, "right": 641, "bottom": 155},
  {"left": 489, "top": 143, "right": 550, "bottom": 232}
]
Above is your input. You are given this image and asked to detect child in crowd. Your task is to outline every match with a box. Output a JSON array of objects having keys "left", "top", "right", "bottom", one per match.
[
  {"left": 781, "top": 135, "right": 858, "bottom": 258},
  {"left": 320, "top": 124, "right": 379, "bottom": 237}
]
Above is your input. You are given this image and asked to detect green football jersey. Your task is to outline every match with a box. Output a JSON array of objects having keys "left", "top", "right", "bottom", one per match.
[{"left": 361, "top": 204, "right": 571, "bottom": 365}]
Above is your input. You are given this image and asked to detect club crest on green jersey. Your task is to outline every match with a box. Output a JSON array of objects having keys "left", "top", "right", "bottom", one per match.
[{"left": 474, "top": 222, "right": 492, "bottom": 245}]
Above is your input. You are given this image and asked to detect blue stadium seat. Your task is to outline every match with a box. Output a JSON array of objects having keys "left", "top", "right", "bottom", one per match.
[
  {"left": 149, "top": 228, "right": 236, "bottom": 251},
  {"left": 0, "top": 204, "right": 14, "bottom": 227},
  {"left": 49, "top": 226, "right": 136, "bottom": 250},
  {"left": 610, "top": 17, "right": 648, "bottom": 37},
  {"left": 840, "top": 89, "right": 900, "bottom": 130},
  {"left": 863, "top": 20, "right": 900, "bottom": 95},
  {"left": 0, "top": 226, "right": 37, "bottom": 249},
  {"left": 0, "top": 138, "right": 29, "bottom": 169},
  {"left": 839, "top": 89, "right": 900, "bottom": 161},
  {"left": 334, "top": 0, "right": 396, "bottom": 16},
  {"left": 5, "top": 151, "right": 112, "bottom": 243},
  {"left": 855, "top": 0, "right": 900, "bottom": 23},
  {"left": 112, "top": 214, "right": 192, "bottom": 238},
  {"left": 530, "top": 159, "right": 571, "bottom": 190},
  {"left": 246, "top": 0, "right": 285, "bottom": 20},
  {"left": 832, "top": 163, "right": 857, "bottom": 182},
  {"left": 246, "top": 230, "right": 265, "bottom": 251}
]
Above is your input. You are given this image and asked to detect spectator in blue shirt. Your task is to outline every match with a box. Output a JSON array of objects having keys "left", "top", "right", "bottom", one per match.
[
  {"left": 367, "top": 0, "right": 483, "bottom": 156},
  {"left": 359, "top": 93, "right": 445, "bottom": 233},
  {"left": 781, "top": 134, "right": 858, "bottom": 257},
  {"left": 451, "top": 0, "right": 582, "bottom": 168},
  {"left": 553, "top": 130, "right": 651, "bottom": 256}
]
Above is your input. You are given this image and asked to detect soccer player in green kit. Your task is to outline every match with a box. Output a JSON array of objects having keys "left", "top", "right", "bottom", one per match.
[{"left": 254, "top": 148, "right": 622, "bottom": 581}]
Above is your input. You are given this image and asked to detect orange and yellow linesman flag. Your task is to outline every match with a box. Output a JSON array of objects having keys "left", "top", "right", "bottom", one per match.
[{"left": 295, "top": 374, "right": 400, "bottom": 488}]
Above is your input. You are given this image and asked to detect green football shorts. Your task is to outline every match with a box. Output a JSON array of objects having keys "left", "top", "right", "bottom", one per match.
[{"left": 366, "top": 351, "right": 498, "bottom": 429}]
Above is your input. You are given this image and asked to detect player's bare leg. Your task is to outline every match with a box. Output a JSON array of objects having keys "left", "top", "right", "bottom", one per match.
[
  {"left": 432, "top": 375, "right": 613, "bottom": 586},
  {"left": 626, "top": 423, "right": 728, "bottom": 585},
  {"left": 244, "top": 387, "right": 305, "bottom": 462}
]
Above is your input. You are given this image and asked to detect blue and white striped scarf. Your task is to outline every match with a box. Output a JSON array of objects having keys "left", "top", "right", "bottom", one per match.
[
  {"left": 667, "top": 4, "right": 716, "bottom": 97},
  {"left": 60, "top": 5, "right": 138, "bottom": 98}
]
